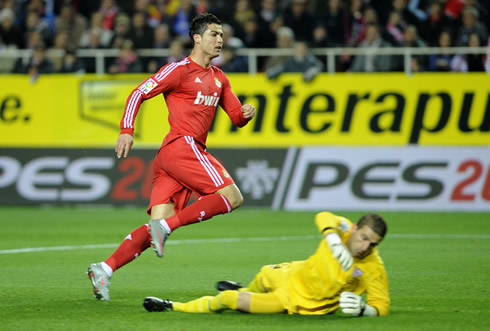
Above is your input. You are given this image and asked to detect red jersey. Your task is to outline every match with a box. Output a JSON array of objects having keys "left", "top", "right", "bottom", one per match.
[{"left": 120, "top": 56, "right": 248, "bottom": 148}]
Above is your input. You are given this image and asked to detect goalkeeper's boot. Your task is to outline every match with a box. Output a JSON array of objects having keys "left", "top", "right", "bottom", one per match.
[
  {"left": 143, "top": 297, "right": 173, "bottom": 312},
  {"left": 216, "top": 280, "right": 243, "bottom": 292},
  {"left": 148, "top": 219, "right": 170, "bottom": 258},
  {"left": 87, "top": 263, "right": 111, "bottom": 300}
]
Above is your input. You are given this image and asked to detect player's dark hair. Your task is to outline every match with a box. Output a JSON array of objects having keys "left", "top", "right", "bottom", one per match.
[
  {"left": 357, "top": 214, "right": 387, "bottom": 238},
  {"left": 189, "top": 13, "right": 222, "bottom": 46}
]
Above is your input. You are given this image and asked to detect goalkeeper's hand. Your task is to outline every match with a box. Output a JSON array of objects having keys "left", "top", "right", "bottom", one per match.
[
  {"left": 325, "top": 232, "right": 353, "bottom": 271},
  {"left": 339, "top": 292, "right": 376, "bottom": 316}
]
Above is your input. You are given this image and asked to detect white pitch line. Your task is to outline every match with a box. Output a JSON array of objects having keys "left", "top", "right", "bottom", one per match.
[
  {"left": 0, "top": 233, "right": 489, "bottom": 255},
  {"left": 389, "top": 233, "right": 490, "bottom": 239},
  {"left": 0, "top": 235, "right": 318, "bottom": 255}
]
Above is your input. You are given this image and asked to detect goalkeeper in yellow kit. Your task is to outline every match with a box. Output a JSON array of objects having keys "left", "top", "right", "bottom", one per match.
[{"left": 143, "top": 211, "right": 390, "bottom": 317}]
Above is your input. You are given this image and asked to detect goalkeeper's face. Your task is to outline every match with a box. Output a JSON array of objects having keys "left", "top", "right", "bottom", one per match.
[{"left": 347, "top": 225, "right": 383, "bottom": 259}]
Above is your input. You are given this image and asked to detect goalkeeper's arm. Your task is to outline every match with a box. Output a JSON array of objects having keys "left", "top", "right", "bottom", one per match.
[
  {"left": 325, "top": 232, "right": 353, "bottom": 271},
  {"left": 315, "top": 212, "right": 353, "bottom": 271},
  {"left": 339, "top": 292, "right": 377, "bottom": 317}
]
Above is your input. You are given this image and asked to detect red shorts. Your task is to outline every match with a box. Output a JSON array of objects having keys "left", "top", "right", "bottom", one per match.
[{"left": 147, "top": 136, "right": 235, "bottom": 214}]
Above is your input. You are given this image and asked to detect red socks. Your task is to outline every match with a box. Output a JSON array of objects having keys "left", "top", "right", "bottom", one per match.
[
  {"left": 104, "top": 194, "right": 232, "bottom": 272},
  {"left": 165, "top": 194, "right": 231, "bottom": 231},
  {"left": 105, "top": 225, "right": 151, "bottom": 271}
]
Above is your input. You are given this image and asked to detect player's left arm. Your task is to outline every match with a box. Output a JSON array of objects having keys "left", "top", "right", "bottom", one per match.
[
  {"left": 240, "top": 103, "right": 256, "bottom": 120},
  {"left": 364, "top": 265, "right": 390, "bottom": 316},
  {"left": 219, "top": 75, "right": 255, "bottom": 127}
]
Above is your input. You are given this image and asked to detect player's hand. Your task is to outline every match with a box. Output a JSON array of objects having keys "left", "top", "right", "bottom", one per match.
[
  {"left": 115, "top": 133, "right": 134, "bottom": 158},
  {"left": 339, "top": 292, "right": 376, "bottom": 316},
  {"left": 339, "top": 292, "right": 365, "bottom": 316},
  {"left": 325, "top": 232, "right": 353, "bottom": 271},
  {"left": 241, "top": 104, "right": 256, "bottom": 120}
]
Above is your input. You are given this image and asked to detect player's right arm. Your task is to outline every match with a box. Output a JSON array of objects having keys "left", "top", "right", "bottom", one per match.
[
  {"left": 315, "top": 212, "right": 354, "bottom": 271},
  {"left": 116, "top": 62, "right": 183, "bottom": 157},
  {"left": 115, "top": 133, "right": 133, "bottom": 159}
]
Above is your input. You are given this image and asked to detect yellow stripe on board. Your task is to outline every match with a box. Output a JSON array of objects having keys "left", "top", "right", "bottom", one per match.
[{"left": 1, "top": 73, "right": 488, "bottom": 147}]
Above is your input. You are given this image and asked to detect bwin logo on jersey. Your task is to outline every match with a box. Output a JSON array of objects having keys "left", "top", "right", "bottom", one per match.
[{"left": 194, "top": 91, "right": 220, "bottom": 106}]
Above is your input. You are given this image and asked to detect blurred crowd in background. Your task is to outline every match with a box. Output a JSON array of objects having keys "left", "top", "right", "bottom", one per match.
[{"left": 0, "top": 0, "right": 489, "bottom": 76}]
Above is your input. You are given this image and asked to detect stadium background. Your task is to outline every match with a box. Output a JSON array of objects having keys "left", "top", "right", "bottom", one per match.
[
  {"left": 0, "top": 72, "right": 489, "bottom": 210},
  {"left": 1, "top": 1, "right": 489, "bottom": 211},
  {"left": 0, "top": 1, "right": 490, "bottom": 330}
]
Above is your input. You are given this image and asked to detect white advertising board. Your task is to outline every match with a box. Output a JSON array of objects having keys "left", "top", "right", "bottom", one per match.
[{"left": 282, "top": 147, "right": 490, "bottom": 211}]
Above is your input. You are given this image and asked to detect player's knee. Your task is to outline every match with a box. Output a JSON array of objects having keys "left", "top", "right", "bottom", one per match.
[
  {"left": 236, "top": 292, "right": 251, "bottom": 312},
  {"left": 218, "top": 290, "right": 239, "bottom": 310},
  {"left": 223, "top": 189, "right": 243, "bottom": 209},
  {"left": 219, "top": 185, "right": 244, "bottom": 210},
  {"left": 230, "top": 191, "right": 244, "bottom": 209}
]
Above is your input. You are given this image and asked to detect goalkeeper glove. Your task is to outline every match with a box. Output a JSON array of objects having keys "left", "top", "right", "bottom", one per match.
[
  {"left": 339, "top": 292, "right": 376, "bottom": 316},
  {"left": 325, "top": 232, "right": 353, "bottom": 271}
]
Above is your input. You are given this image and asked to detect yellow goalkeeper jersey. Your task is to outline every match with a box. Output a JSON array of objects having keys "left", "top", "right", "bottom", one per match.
[{"left": 286, "top": 212, "right": 390, "bottom": 316}]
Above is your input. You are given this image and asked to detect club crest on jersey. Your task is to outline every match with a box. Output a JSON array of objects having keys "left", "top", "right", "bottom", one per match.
[
  {"left": 214, "top": 77, "right": 222, "bottom": 88},
  {"left": 139, "top": 78, "right": 157, "bottom": 94},
  {"left": 353, "top": 267, "right": 363, "bottom": 277},
  {"left": 338, "top": 217, "right": 351, "bottom": 233},
  {"left": 222, "top": 169, "right": 230, "bottom": 178},
  {"left": 194, "top": 91, "right": 220, "bottom": 106}
]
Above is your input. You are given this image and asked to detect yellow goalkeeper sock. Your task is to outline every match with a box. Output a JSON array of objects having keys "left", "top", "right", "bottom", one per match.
[
  {"left": 172, "top": 291, "right": 239, "bottom": 313},
  {"left": 209, "top": 290, "right": 238, "bottom": 311},
  {"left": 173, "top": 296, "right": 213, "bottom": 313}
]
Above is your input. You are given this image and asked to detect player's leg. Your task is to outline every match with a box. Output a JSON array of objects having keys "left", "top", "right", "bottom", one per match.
[
  {"left": 161, "top": 184, "right": 237, "bottom": 231},
  {"left": 231, "top": 265, "right": 288, "bottom": 313},
  {"left": 216, "top": 264, "right": 273, "bottom": 294},
  {"left": 242, "top": 273, "right": 267, "bottom": 293},
  {"left": 157, "top": 136, "right": 240, "bottom": 232},
  {"left": 148, "top": 191, "right": 232, "bottom": 257},
  {"left": 171, "top": 291, "right": 241, "bottom": 313},
  {"left": 88, "top": 158, "right": 182, "bottom": 299},
  {"left": 240, "top": 292, "right": 286, "bottom": 313},
  {"left": 150, "top": 203, "right": 177, "bottom": 219},
  {"left": 158, "top": 291, "right": 284, "bottom": 314},
  {"left": 146, "top": 175, "right": 193, "bottom": 257},
  {"left": 243, "top": 263, "right": 287, "bottom": 293},
  {"left": 104, "top": 202, "right": 176, "bottom": 269},
  {"left": 216, "top": 183, "right": 243, "bottom": 209},
  {"left": 146, "top": 202, "right": 176, "bottom": 258},
  {"left": 87, "top": 222, "right": 156, "bottom": 300},
  {"left": 87, "top": 203, "right": 175, "bottom": 300},
  {"left": 144, "top": 294, "right": 231, "bottom": 313},
  {"left": 216, "top": 272, "right": 267, "bottom": 294}
]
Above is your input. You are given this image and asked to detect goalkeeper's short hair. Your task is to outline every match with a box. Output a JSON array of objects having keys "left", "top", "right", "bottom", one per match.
[{"left": 358, "top": 214, "right": 387, "bottom": 238}]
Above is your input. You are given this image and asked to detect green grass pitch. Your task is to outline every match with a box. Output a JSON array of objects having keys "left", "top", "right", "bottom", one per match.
[{"left": 0, "top": 207, "right": 489, "bottom": 330}]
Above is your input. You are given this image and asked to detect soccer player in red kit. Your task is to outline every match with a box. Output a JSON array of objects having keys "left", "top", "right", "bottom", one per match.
[{"left": 87, "top": 12, "right": 256, "bottom": 300}]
